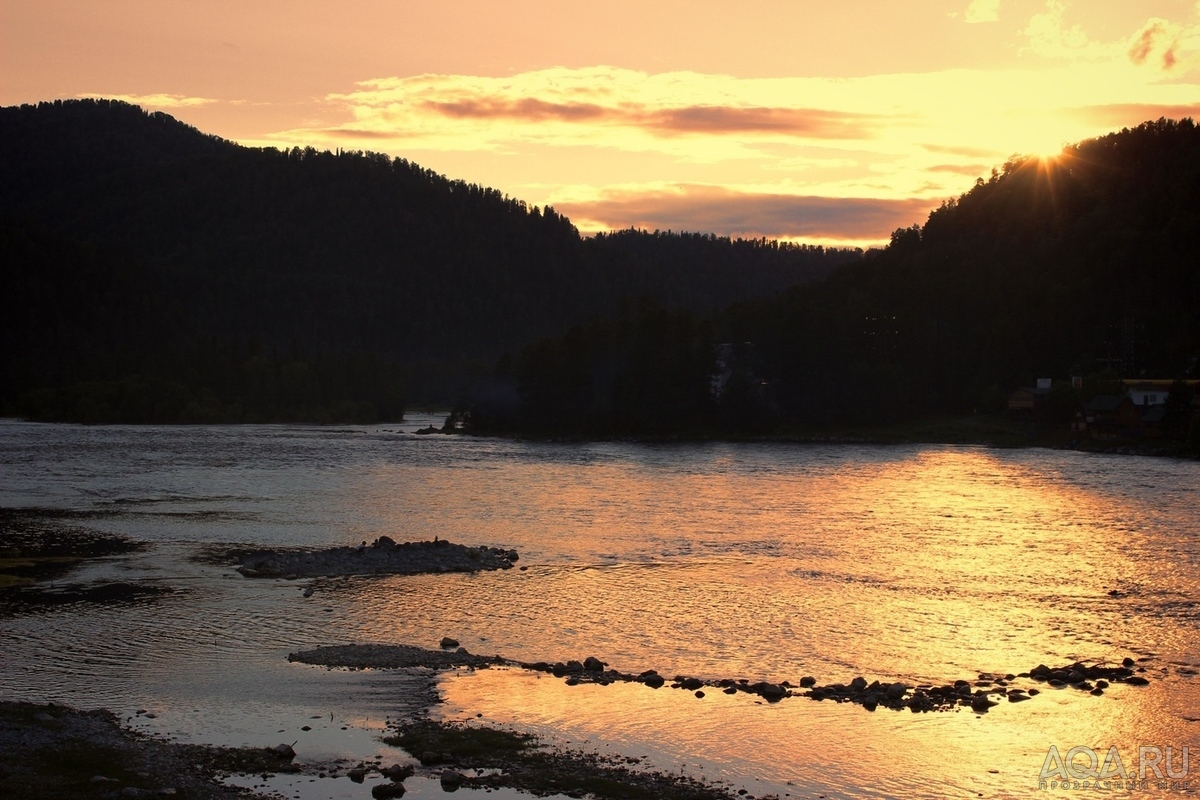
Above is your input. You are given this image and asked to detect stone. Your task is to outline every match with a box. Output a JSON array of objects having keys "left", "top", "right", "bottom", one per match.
[
  {"left": 583, "top": 656, "right": 605, "bottom": 672},
  {"left": 799, "top": 676, "right": 816, "bottom": 688},
  {"left": 758, "top": 683, "right": 786, "bottom": 702},
  {"left": 441, "top": 770, "right": 464, "bottom": 790},
  {"left": 695, "top": 690, "right": 705, "bottom": 698},
  {"left": 440, "top": 637, "right": 459, "bottom": 649},
  {"left": 348, "top": 768, "right": 366, "bottom": 783},
  {"left": 372, "top": 783, "right": 407, "bottom": 799},
  {"left": 971, "top": 696, "right": 997, "bottom": 712},
  {"left": 271, "top": 743, "right": 296, "bottom": 760},
  {"left": 419, "top": 751, "right": 442, "bottom": 766},
  {"left": 849, "top": 677, "right": 868, "bottom": 692},
  {"left": 680, "top": 677, "right": 704, "bottom": 691},
  {"left": 885, "top": 683, "right": 907, "bottom": 701},
  {"left": 384, "top": 764, "right": 414, "bottom": 781},
  {"left": 643, "top": 674, "right": 665, "bottom": 689}
]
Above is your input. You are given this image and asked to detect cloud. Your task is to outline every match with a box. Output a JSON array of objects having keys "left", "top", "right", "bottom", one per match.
[
  {"left": 82, "top": 93, "right": 219, "bottom": 109},
  {"left": 416, "top": 96, "right": 877, "bottom": 139},
  {"left": 555, "top": 185, "right": 938, "bottom": 243},
  {"left": 1127, "top": 18, "right": 1181, "bottom": 71},
  {"left": 1022, "top": 0, "right": 1112, "bottom": 60},
  {"left": 964, "top": 0, "right": 1000, "bottom": 24},
  {"left": 295, "top": 67, "right": 895, "bottom": 159},
  {"left": 1071, "top": 102, "right": 1200, "bottom": 127},
  {"left": 927, "top": 163, "right": 993, "bottom": 176}
]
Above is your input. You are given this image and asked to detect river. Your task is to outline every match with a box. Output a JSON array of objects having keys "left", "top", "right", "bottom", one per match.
[{"left": 1, "top": 416, "right": 1197, "bottom": 798}]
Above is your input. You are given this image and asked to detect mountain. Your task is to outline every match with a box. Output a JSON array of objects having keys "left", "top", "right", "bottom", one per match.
[
  {"left": 499, "top": 119, "right": 1200, "bottom": 436},
  {"left": 0, "top": 99, "right": 860, "bottom": 420}
]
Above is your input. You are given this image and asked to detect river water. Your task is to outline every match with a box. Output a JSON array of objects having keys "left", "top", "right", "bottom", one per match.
[{"left": 1, "top": 417, "right": 1197, "bottom": 798}]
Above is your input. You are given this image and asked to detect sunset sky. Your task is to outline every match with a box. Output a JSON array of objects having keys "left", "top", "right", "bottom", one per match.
[{"left": 4, "top": 1, "right": 1200, "bottom": 246}]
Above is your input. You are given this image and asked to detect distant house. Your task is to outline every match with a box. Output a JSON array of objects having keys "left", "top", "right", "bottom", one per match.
[
  {"left": 1007, "top": 387, "right": 1051, "bottom": 417},
  {"left": 1140, "top": 404, "right": 1168, "bottom": 438},
  {"left": 1124, "top": 379, "right": 1200, "bottom": 407},
  {"left": 1124, "top": 380, "right": 1175, "bottom": 408},
  {"left": 1084, "top": 395, "right": 1141, "bottom": 439}
]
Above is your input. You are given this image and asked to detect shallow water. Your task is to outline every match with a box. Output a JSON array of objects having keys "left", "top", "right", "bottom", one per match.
[{"left": 1, "top": 417, "right": 1197, "bottom": 797}]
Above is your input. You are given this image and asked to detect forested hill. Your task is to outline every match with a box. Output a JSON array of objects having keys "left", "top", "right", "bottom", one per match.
[
  {"left": 0, "top": 99, "right": 859, "bottom": 420},
  {"left": 729, "top": 117, "right": 1200, "bottom": 426},
  {"left": 494, "top": 119, "right": 1200, "bottom": 436}
]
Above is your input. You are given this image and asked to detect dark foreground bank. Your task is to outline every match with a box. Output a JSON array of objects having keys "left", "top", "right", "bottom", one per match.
[{"left": 0, "top": 701, "right": 299, "bottom": 799}]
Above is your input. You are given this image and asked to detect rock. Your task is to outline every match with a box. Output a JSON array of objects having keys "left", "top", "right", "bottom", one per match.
[
  {"left": 419, "top": 751, "right": 442, "bottom": 766},
  {"left": 440, "top": 637, "right": 459, "bottom": 649},
  {"left": 271, "top": 743, "right": 296, "bottom": 760},
  {"left": 643, "top": 674, "right": 665, "bottom": 689},
  {"left": 695, "top": 690, "right": 705, "bottom": 699},
  {"left": 348, "top": 768, "right": 366, "bottom": 783},
  {"left": 1008, "top": 692, "right": 1030, "bottom": 702},
  {"left": 1125, "top": 676, "right": 1150, "bottom": 686},
  {"left": 757, "top": 683, "right": 786, "bottom": 702},
  {"left": 849, "top": 677, "right": 868, "bottom": 692},
  {"left": 862, "top": 697, "right": 878, "bottom": 711},
  {"left": 723, "top": 686, "right": 737, "bottom": 695},
  {"left": 1122, "top": 657, "right": 1135, "bottom": 668},
  {"left": 680, "top": 677, "right": 704, "bottom": 691},
  {"left": 799, "top": 676, "right": 816, "bottom": 688},
  {"left": 885, "top": 683, "right": 907, "bottom": 701},
  {"left": 372, "top": 782, "right": 407, "bottom": 798},
  {"left": 376, "top": 536, "right": 396, "bottom": 548},
  {"left": 583, "top": 656, "right": 605, "bottom": 672},
  {"left": 384, "top": 763, "right": 414, "bottom": 781},
  {"left": 565, "top": 660, "right": 584, "bottom": 673},
  {"left": 441, "top": 770, "right": 464, "bottom": 790},
  {"left": 971, "top": 696, "right": 998, "bottom": 712}
]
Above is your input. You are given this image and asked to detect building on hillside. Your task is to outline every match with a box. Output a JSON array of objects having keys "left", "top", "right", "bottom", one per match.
[
  {"left": 1007, "top": 387, "right": 1051, "bottom": 417},
  {"left": 1084, "top": 395, "right": 1142, "bottom": 439}
]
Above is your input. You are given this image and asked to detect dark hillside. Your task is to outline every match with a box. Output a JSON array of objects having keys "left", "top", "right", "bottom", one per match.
[
  {"left": 500, "top": 119, "right": 1200, "bottom": 436},
  {"left": 0, "top": 99, "right": 858, "bottom": 415},
  {"left": 733, "top": 118, "right": 1200, "bottom": 425}
]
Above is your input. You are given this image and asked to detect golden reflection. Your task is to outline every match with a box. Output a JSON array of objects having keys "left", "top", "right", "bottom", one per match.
[{"left": 339, "top": 444, "right": 1199, "bottom": 795}]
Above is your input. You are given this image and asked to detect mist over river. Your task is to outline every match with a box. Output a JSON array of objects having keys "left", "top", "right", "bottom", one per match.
[{"left": 2, "top": 417, "right": 1197, "bottom": 798}]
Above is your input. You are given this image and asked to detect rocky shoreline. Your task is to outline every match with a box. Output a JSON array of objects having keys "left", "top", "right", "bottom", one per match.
[
  {"left": 235, "top": 536, "right": 520, "bottom": 578},
  {"left": 291, "top": 643, "right": 1156, "bottom": 716},
  {"left": 0, "top": 701, "right": 301, "bottom": 799}
]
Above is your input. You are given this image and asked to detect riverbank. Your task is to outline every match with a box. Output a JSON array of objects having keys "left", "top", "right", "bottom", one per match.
[{"left": 0, "top": 701, "right": 301, "bottom": 799}]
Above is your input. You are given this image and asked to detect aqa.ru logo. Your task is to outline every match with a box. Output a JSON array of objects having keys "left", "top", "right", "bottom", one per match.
[{"left": 1039, "top": 745, "right": 1190, "bottom": 790}]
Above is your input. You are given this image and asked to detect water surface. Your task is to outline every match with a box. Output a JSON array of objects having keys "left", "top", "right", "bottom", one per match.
[{"left": 1, "top": 418, "right": 1197, "bottom": 797}]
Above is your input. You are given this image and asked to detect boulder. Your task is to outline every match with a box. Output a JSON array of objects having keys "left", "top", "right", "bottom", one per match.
[
  {"left": 441, "top": 770, "right": 464, "bottom": 790},
  {"left": 372, "top": 783, "right": 407, "bottom": 799},
  {"left": 439, "top": 637, "right": 459, "bottom": 649},
  {"left": 583, "top": 656, "right": 605, "bottom": 672},
  {"left": 384, "top": 764, "right": 414, "bottom": 781},
  {"left": 885, "top": 683, "right": 907, "bottom": 701}
]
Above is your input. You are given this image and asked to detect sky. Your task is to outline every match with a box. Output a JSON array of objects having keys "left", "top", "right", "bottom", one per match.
[{"left": 4, "top": 1, "right": 1200, "bottom": 247}]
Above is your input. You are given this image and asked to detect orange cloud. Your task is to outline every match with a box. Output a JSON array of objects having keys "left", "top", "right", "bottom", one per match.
[
  {"left": 1072, "top": 103, "right": 1200, "bottom": 127},
  {"left": 556, "top": 186, "right": 938, "bottom": 243},
  {"left": 927, "top": 163, "right": 993, "bottom": 176},
  {"left": 417, "top": 96, "right": 877, "bottom": 140},
  {"left": 1127, "top": 19, "right": 1179, "bottom": 70}
]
